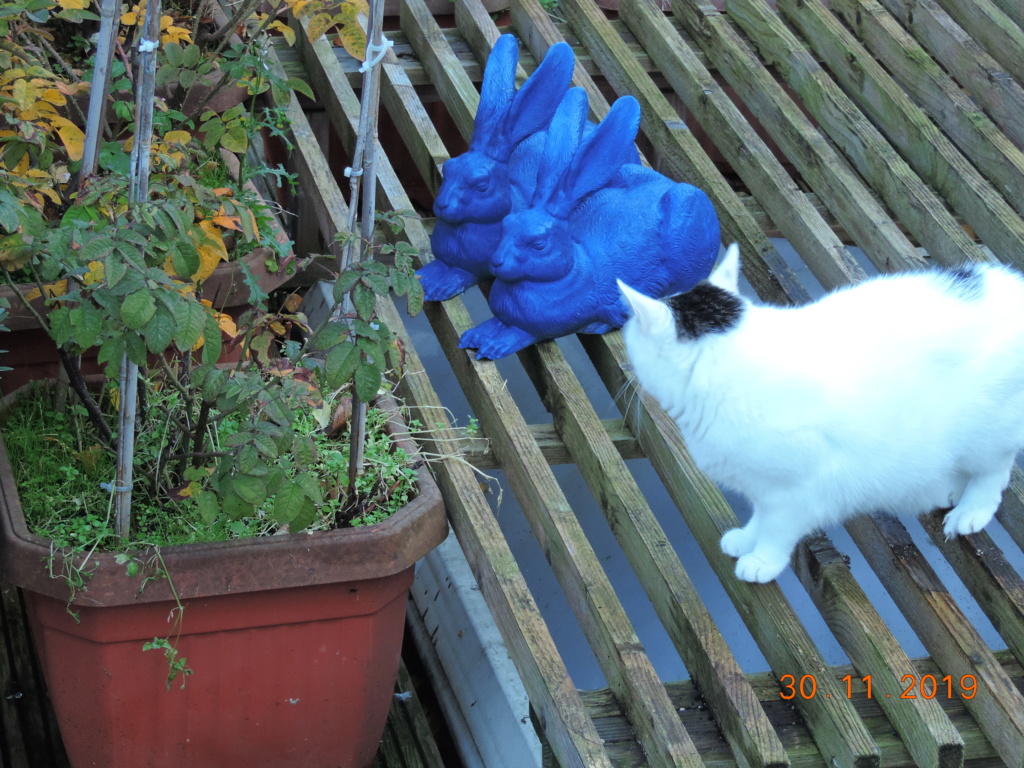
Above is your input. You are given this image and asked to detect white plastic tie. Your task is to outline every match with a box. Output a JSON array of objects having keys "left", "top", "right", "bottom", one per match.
[
  {"left": 101, "top": 481, "right": 133, "bottom": 493},
  {"left": 358, "top": 37, "right": 393, "bottom": 73},
  {"left": 344, "top": 167, "right": 364, "bottom": 178},
  {"left": 138, "top": 38, "right": 159, "bottom": 53}
]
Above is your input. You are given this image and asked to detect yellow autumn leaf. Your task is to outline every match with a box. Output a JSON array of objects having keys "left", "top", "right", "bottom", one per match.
[
  {"left": 40, "top": 88, "right": 67, "bottom": 106},
  {"left": 212, "top": 187, "right": 234, "bottom": 197},
  {"left": 304, "top": 13, "right": 333, "bottom": 43},
  {"left": 199, "top": 299, "right": 240, "bottom": 340},
  {"left": 55, "top": 122, "right": 85, "bottom": 162},
  {"left": 189, "top": 220, "right": 229, "bottom": 282},
  {"left": 212, "top": 207, "right": 242, "bottom": 231},
  {"left": 334, "top": 22, "right": 367, "bottom": 63},
  {"left": 25, "top": 280, "right": 69, "bottom": 301},
  {"left": 162, "top": 130, "right": 192, "bottom": 145},
  {"left": 121, "top": 10, "right": 138, "bottom": 24},
  {"left": 161, "top": 24, "right": 192, "bottom": 46},
  {"left": 83, "top": 260, "right": 104, "bottom": 285},
  {"left": 57, "top": 0, "right": 89, "bottom": 9},
  {"left": 268, "top": 19, "right": 296, "bottom": 46}
]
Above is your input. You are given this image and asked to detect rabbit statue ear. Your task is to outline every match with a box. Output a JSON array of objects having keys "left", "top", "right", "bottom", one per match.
[
  {"left": 500, "top": 42, "right": 576, "bottom": 150},
  {"left": 470, "top": 34, "right": 519, "bottom": 151},
  {"left": 561, "top": 95, "right": 642, "bottom": 205},
  {"left": 532, "top": 87, "right": 590, "bottom": 211}
]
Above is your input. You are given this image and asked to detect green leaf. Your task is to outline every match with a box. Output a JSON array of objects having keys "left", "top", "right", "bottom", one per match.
[
  {"left": 73, "top": 303, "right": 103, "bottom": 349},
  {"left": 252, "top": 432, "right": 279, "bottom": 459},
  {"left": 173, "top": 300, "right": 207, "bottom": 351},
  {"left": 389, "top": 268, "right": 409, "bottom": 297},
  {"left": 332, "top": 270, "right": 361, "bottom": 303},
  {"left": 201, "top": 314, "right": 222, "bottom": 365},
  {"left": 406, "top": 277, "right": 424, "bottom": 317},
  {"left": 232, "top": 473, "right": 267, "bottom": 506},
  {"left": 294, "top": 472, "right": 323, "bottom": 506},
  {"left": 143, "top": 305, "right": 176, "bottom": 353},
  {"left": 286, "top": 77, "right": 314, "bottom": 100},
  {"left": 292, "top": 434, "right": 317, "bottom": 468},
  {"left": 105, "top": 252, "right": 128, "bottom": 287},
  {"left": 222, "top": 492, "right": 254, "bottom": 520},
  {"left": 177, "top": 68, "right": 198, "bottom": 90},
  {"left": 361, "top": 271, "right": 390, "bottom": 297},
  {"left": 355, "top": 357, "right": 382, "bottom": 402},
  {"left": 273, "top": 478, "right": 308, "bottom": 525},
  {"left": 324, "top": 343, "right": 359, "bottom": 389},
  {"left": 164, "top": 42, "right": 184, "bottom": 67},
  {"left": 197, "top": 493, "right": 220, "bottom": 524},
  {"left": 125, "top": 332, "right": 148, "bottom": 366},
  {"left": 121, "top": 290, "right": 156, "bottom": 330},
  {"left": 82, "top": 236, "right": 117, "bottom": 263},
  {"left": 352, "top": 281, "right": 375, "bottom": 321},
  {"left": 238, "top": 444, "right": 261, "bottom": 474},
  {"left": 219, "top": 125, "right": 248, "bottom": 154},
  {"left": 183, "top": 43, "right": 203, "bottom": 68}
]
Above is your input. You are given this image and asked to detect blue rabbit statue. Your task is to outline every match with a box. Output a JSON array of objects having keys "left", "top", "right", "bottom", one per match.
[
  {"left": 458, "top": 89, "right": 721, "bottom": 360},
  {"left": 419, "top": 35, "right": 576, "bottom": 302}
]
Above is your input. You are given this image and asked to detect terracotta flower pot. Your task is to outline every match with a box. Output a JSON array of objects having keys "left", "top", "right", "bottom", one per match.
[{"left": 0, "top": 393, "right": 448, "bottom": 768}]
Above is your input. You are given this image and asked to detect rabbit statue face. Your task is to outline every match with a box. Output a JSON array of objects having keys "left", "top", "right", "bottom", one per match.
[
  {"left": 433, "top": 153, "right": 511, "bottom": 224},
  {"left": 490, "top": 208, "right": 573, "bottom": 284}
]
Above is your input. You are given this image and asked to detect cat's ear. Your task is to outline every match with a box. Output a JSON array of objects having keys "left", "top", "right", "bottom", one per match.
[
  {"left": 618, "top": 280, "right": 673, "bottom": 336},
  {"left": 710, "top": 243, "right": 741, "bottom": 294}
]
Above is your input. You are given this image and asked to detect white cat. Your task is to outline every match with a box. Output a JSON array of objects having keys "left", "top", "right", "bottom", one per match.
[{"left": 618, "top": 244, "right": 1024, "bottom": 583}]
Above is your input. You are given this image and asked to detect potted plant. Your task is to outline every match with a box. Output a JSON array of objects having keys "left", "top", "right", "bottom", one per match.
[{"left": 0, "top": 0, "right": 444, "bottom": 766}]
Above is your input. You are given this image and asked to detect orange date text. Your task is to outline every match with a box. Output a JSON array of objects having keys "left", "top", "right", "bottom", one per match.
[{"left": 778, "top": 673, "right": 977, "bottom": 700}]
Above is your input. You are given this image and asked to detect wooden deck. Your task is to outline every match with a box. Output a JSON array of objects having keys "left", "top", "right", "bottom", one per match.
[{"left": 4, "top": 0, "right": 1024, "bottom": 767}]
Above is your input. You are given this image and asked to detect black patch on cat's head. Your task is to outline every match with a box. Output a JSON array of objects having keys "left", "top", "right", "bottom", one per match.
[
  {"left": 666, "top": 283, "right": 744, "bottom": 339},
  {"left": 943, "top": 263, "right": 984, "bottom": 299}
]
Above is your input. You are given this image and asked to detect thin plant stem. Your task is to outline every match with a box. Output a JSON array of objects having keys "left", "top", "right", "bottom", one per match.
[{"left": 80, "top": 0, "right": 121, "bottom": 178}]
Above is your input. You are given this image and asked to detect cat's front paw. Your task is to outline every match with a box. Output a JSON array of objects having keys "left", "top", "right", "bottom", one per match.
[
  {"left": 734, "top": 553, "right": 787, "bottom": 584},
  {"left": 721, "top": 527, "right": 756, "bottom": 557},
  {"left": 942, "top": 504, "right": 997, "bottom": 540}
]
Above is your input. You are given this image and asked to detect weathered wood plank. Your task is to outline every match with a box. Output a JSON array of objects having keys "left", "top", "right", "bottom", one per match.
[
  {"left": 282, "top": 27, "right": 613, "bottom": 768},
  {"left": 930, "top": 0, "right": 1024, "bottom": 84},
  {"left": 996, "top": 468, "right": 1024, "bottom": 555},
  {"left": 667, "top": 0, "right": 917, "bottom": 286},
  {"left": 845, "top": 513, "right": 1024, "bottom": 768},
  {"left": 793, "top": 537, "right": 964, "bottom": 768},
  {"left": 582, "top": 331, "right": 880, "bottom": 768},
  {"left": 619, "top": 0, "right": 874, "bottom": 294},
  {"left": 873, "top": 0, "right": 1024, "bottom": 152},
  {"left": 555, "top": 0, "right": 813, "bottom": 305},
  {"left": 725, "top": 0, "right": 989, "bottom": 268},
  {"left": 517, "top": 338, "right": 789, "bottom": 768},
  {"left": 831, "top": 0, "right": 1024, "bottom": 223},
  {"left": 919, "top": 513, "right": 1024, "bottom": 669},
  {"left": 582, "top": 651, "right": 1024, "bottom": 767},
  {"left": 772, "top": 0, "right": 1024, "bottom": 269},
  {"left": 461, "top": 419, "right": 644, "bottom": 469}
]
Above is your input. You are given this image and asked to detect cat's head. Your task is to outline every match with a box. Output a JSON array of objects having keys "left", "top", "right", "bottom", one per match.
[{"left": 618, "top": 243, "right": 744, "bottom": 356}]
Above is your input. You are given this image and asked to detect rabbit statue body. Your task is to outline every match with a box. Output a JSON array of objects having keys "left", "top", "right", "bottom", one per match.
[
  {"left": 419, "top": 35, "right": 577, "bottom": 302},
  {"left": 459, "top": 90, "right": 720, "bottom": 359}
]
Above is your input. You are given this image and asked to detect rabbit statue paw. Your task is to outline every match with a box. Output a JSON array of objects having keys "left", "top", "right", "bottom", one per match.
[
  {"left": 459, "top": 318, "right": 540, "bottom": 360},
  {"left": 417, "top": 260, "right": 481, "bottom": 302}
]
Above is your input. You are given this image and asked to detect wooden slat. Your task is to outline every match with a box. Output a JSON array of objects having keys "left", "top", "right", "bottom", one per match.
[
  {"left": 582, "top": 332, "right": 880, "bottom": 768},
  {"left": 830, "top": 0, "right": 1024, "bottom": 223},
  {"left": 461, "top": 420, "right": 644, "bottom": 469},
  {"left": 400, "top": 5, "right": 707, "bottom": 766},
  {"left": 772, "top": 0, "right": 1024, "bottom": 269},
  {"left": 667, "top": 0, "right": 918, "bottom": 287},
  {"left": 583, "top": 651, "right": 1024, "bottom": 767},
  {"left": 517, "top": 340, "right": 788, "bottom": 768},
  {"left": 280, "top": 27, "right": 614, "bottom": 768},
  {"left": 549, "top": 0, "right": 812, "bottom": 305},
  {"left": 793, "top": 537, "right": 964, "bottom": 768},
  {"left": 845, "top": 514, "right": 1024, "bottom": 768},
  {"left": 873, "top": 0, "right": 1024, "bottom": 151},
  {"left": 618, "top": 0, "right": 880, "bottom": 292},
  {"left": 930, "top": 0, "right": 1024, "bottom": 84},
  {"left": 919, "top": 513, "right": 1024, "bottom": 669},
  {"left": 371, "top": 662, "right": 447, "bottom": 768},
  {"left": 997, "top": 468, "right": 1024, "bottom": 555},
  {"left": 725, "top": 0, "right": 989, "bottom": 269}
]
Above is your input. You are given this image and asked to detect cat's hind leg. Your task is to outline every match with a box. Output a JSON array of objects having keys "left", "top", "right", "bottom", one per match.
[
  {"left": 731, "top": 502, "right": 808, "bottom": 583},
  {"left": 942, "top": 459, "right": 1014, "bottom": 539}
]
